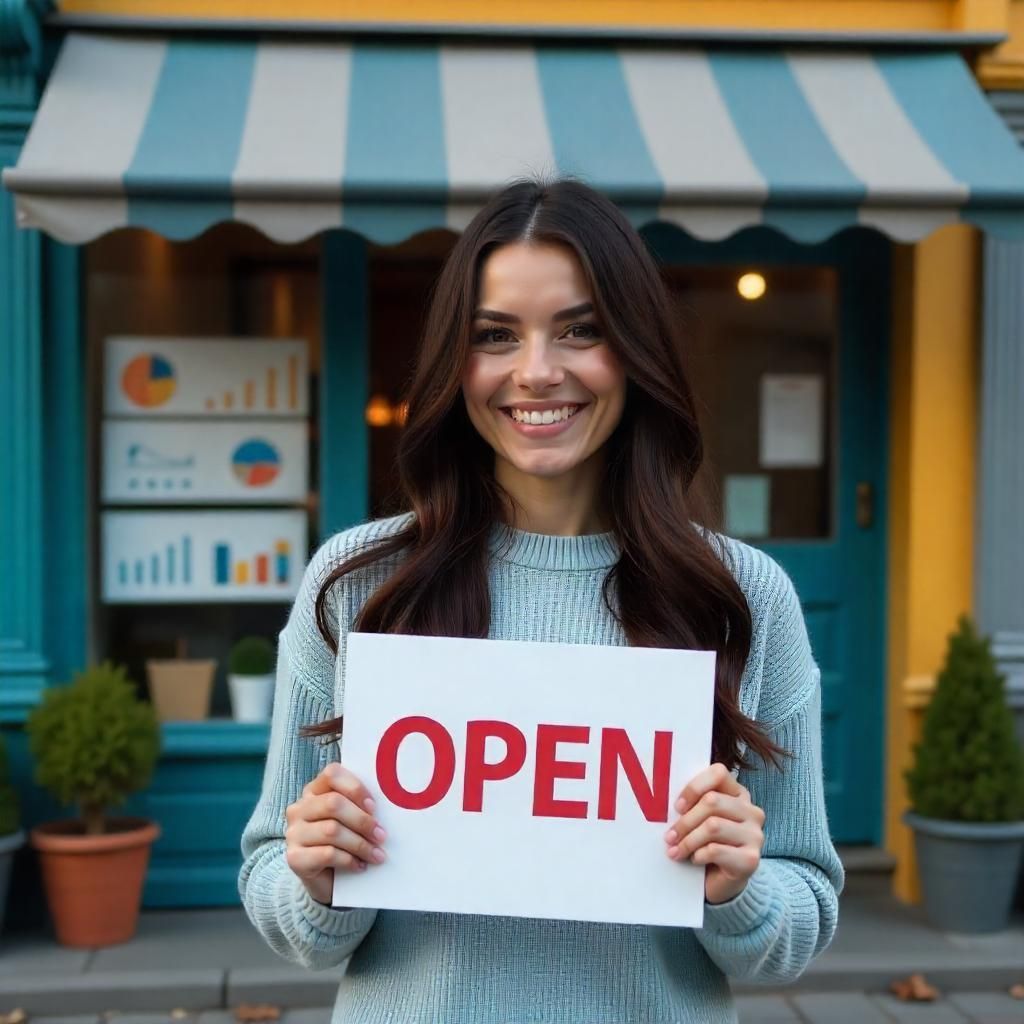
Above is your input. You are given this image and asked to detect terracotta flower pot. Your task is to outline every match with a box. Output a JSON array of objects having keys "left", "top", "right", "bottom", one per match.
[
  {"left": 145, "top": 659, "right": 215, "bottom": 721},
  {"left": 30, "top": 817, "right": 160, "bottom": 948}
]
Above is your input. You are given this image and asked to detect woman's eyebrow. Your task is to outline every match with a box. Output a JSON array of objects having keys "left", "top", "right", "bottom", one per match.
[{"left": 472, "top": 302, "right": 595, "bottom": 323}]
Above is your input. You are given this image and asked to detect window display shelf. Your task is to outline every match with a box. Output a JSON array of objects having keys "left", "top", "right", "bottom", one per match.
[{"left": 159, "top": 719, "right": 270, "bottom": 757}]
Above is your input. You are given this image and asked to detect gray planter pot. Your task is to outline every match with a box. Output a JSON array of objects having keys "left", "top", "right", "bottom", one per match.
[
  {"left": 0, "top": 829, "right": 25, "bottom": 935},
  {"left": 904, "top": 811, "right": 1024, "bottom": 933}
]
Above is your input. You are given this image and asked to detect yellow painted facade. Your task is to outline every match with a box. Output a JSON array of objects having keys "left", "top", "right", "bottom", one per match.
[
  {"left": 51, "top": 0, "right": 1008, "bottom": 34},
  {"left": 887, "top": 227, "right": 980, "bottom": 902},
  {"left": 57, "top": 0, "right": 1024, "bottom": 905}
]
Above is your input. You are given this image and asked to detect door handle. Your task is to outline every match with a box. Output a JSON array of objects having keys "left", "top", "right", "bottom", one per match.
[{"left": 856, "top": 482, "right": 874, "bottom": 529}]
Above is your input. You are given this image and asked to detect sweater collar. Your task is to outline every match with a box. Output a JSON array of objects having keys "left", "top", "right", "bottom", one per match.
[{"left": 488, "top": 522, "right": 620, "bottom": 571}]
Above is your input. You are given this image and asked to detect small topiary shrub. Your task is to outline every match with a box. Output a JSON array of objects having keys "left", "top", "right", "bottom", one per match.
[
  {"left": 229, "top": 636, "right": 275, "bottom": 677},
  {"left": 0, "top": 734, "right": 20, "bottom": 837},
  {"left": 906, "top": 615, "right": 1024, "bottom": 823},
  {"left": 27, "top": 662, "right": 160, "bottom": 836}
]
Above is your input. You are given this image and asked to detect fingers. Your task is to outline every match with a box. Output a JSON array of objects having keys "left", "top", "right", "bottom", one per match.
[
  {"left": 302, "top": 762, "right": 375, "bottom": 811},
  {"left": 287, "top": 817, "right": 386, "bottom": 866},
  {"left": 689, "top": 842, "right": 761, "bottom": 879},
  {"left": 286, "top": 763, "right": 387, "bottom": 895},
  {"left": 665, "top": 815, "right": 760, "bottom": 862},
  {"left": 289, "top": 791, "right": 382, "bottom": 844},
  {"left": 286, "top": 841, "right": 370, "bottom": 879},
  {"left": 675, "top": 762, "right": 744, "bottom": 814},
  {"left": 664, "top": 763, "right": 765, "bottom": 867}
]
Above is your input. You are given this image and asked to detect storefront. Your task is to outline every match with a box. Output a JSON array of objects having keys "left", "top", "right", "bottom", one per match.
[{"left": 5, "top": 3, "right": 1024, "bottom": 908}]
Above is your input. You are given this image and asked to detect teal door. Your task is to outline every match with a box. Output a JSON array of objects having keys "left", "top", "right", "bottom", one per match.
[{"left": 644, "top": 225, "right": 888, "bottom": 844}]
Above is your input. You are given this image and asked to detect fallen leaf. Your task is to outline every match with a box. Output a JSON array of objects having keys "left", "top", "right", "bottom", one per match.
[
  {"left": 0, "top": 1010, "right": 27, "bottom": 1024},
  {"left": 889, "top": 973, "right": 939, "bottom": 1002},
  {"left": 1009, "top": 983, "right": 1024, "bottom": 1000},
  {"left": 170, "top": 1011, "right": 191, "bottom": 1020},
  {"left": 234, "top": 1006, "right": 281, "bottom": 1023}
]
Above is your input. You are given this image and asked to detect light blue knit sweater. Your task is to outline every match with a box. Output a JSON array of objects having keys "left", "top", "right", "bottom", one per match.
[{"left": 239, "top": 513, "right": 844, "bottom": 1024}]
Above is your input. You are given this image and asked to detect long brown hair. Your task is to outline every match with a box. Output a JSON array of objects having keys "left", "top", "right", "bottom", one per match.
[{"left": 306, "top": 178, "right": 786, "bottom": 771}]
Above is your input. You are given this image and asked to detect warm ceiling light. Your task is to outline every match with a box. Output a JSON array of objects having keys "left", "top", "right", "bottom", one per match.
[
  {"left": 737, "top": 272, "right": 766, "bottom": 300},
  {"left": 365, "top": 394, "right": 393, "bottom": 428}
]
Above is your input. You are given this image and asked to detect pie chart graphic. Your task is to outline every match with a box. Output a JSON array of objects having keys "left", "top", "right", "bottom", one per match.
[
  {"left": 232, "top": 439, "right": 282, "bottom": 488},
  {"left": 121, "top": 354, "right": 176, "bottom": 408}
]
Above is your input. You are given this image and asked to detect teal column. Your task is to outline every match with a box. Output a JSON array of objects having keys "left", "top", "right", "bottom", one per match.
[
  {"left": 977, "top": 235, "right": 1024, "bottom": 744},
  {"left": 319, "top": 230, "right": 370, "bottom": 538},
  {"left": 0, "top": 1, "right": 55, "bottom": 720}
]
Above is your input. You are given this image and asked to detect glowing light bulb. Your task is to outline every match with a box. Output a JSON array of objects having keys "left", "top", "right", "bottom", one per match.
[
  {"left": 737, "top": 272, "right": 766, "bottom": 301},
  {"left": 365, "top": 394, "right": 393, "bottom": 428}
]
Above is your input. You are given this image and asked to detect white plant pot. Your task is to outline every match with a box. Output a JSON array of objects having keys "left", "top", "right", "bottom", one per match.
[{"left": 228, "top": 673, "right": 275, "bottom": 723}]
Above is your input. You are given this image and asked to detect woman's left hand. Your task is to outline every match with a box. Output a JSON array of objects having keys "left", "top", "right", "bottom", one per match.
[{"left": 664, "top": 762, "right": 766, "bottom": 905}]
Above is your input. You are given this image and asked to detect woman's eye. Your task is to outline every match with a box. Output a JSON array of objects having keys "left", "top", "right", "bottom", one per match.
[
  {"left": 565, "top": 322, "right": 601, "bottom": 341},
  {"left": 473, "top": 327, "right": 515, "bottom": 346}
]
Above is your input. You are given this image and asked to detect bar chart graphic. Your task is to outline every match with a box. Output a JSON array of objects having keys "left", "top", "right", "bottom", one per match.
[
  {"left": 105, "top": 337, "right": 309, "bottom": 417},
  {"left": 102, "top": 511, "right": 307, "bottom": 603},
  {"left": 213, "top": 539, "right": 291, "bottom": 586},
  {"left": 203, "top": 354, "right": 302, "bottom": 413}
]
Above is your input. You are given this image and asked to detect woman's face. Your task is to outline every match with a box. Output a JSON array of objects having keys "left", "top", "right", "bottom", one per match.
[{"left": 461, "top": 242, "right": 627, "bottom": 483}]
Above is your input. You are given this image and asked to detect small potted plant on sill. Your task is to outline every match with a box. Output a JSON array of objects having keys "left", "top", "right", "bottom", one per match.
[
  {"left": 904, "top": 615, "right": 1024, "bottom": 933},
  {"left": 227, "top": 636, "right": 276, "bottom": 723},
  {"left": 146, "top": 636, "right": 216, "bottom": 722},
  {"left": 27, "top": 662, "right": 161, "bottom": 948},
  {"left": 0, "top": 733, "right": 25, "bottom": 935}
]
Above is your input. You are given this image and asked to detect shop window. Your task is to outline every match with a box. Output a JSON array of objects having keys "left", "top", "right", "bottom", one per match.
[
  {"left": 664, "top": 265, "right": 838, "bottom": 542},
  {"left": 86, "top": 226, "right": 321, "bottom": 719},
  {"left": 366, "top": 232, "right": 454, "bottom": 517}
]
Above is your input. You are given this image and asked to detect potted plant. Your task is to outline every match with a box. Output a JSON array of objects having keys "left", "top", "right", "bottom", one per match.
[
  {"left": 0, "top": 734, "right": 25, "bottom": 935},
  {"left": 27, "top": 662, "right": 161, "bottom": 947},
  {"left": 904, "top": 615, "right": 1024, "bottom": 933},
  {"left": 227, "top": 636, "right": 276, "bottom": 723},
  {"left": 146, "top": 636, "right": 216, "bottom": 721}
]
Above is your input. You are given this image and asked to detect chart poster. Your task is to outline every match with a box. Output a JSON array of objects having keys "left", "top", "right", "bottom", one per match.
[
  {"left": 335, "top": 633, "right": 716, "bottom": 928},
  {"left": 102, "top": 510, "right": 308, "bottom": 603},
  {"left": 102, "top": 420, "right": 308, "bottom": 504},
  {"left": 104, "top": 337, "right": 309, "bottom": 417}
]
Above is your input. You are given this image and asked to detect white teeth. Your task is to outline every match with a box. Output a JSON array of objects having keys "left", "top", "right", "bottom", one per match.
[{"left": 508, "top": 404, "right": 579, "bottom": 425}]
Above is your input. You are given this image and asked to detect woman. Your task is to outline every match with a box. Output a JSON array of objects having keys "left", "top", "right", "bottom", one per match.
[{"left": 239, "top": 178, "right": 843, "bottom": 1023}]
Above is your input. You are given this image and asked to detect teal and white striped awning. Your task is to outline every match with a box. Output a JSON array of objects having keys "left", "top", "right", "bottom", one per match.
[{"left": 6, "top": 32, "right": 1024, "bottom": 245}]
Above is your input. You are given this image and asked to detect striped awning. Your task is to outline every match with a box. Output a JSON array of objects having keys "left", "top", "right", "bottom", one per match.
[{"left": 6, "top": 32, "right": 1024, "bottom": 245}]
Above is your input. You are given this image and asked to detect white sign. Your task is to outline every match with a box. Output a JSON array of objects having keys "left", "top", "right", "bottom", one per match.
[
  {"left": 724, "top": 474, "right": 771, "bottom": 538},
  {"left": 102, "top": 420, "right": 308, "bottom": 504},
  {"left": 335, "top": 633, "right": 716, "bottom": 928},
  {"left": 102, "top": 510, "right": 307, "bottom": 603},
  {"left": 759, "top": 374, "right": 825, "bottom": 468},
  {"left": 104, "top": 337, "right": 309, "bottom": 417}
]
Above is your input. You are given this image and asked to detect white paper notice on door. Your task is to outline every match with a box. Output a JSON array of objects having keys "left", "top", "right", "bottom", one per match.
[{"left": 760, "top": 374, "right": 825, "bottom": 468}]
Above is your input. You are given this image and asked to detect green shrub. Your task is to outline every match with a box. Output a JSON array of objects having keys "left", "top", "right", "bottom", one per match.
[
  {"left": 27, "top": 662, "right": 160, "bottom": 836},
  {"left": 229, "top": 636, "right": 275, "bottom": 676},
  {"left": 906, "top": 615, "right": 1024, "bottom": 822},
  {"left": 0, "top": 734, "right": 20, "bottom": 837}
]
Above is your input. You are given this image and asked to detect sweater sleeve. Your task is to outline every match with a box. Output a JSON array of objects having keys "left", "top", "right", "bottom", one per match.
[
  {"left": 694, "top": 563, "right": 845, "bottom": 984},
  {"left": 238, "top": 540, "right": 379, "bottom": 970}
]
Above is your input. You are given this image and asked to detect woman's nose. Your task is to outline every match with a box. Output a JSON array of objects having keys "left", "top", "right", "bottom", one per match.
[{"left": 511, "top": 338, "right": 565, "bottom": 390}]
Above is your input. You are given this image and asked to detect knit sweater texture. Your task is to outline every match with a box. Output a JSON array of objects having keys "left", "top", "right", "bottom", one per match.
[{"left": 239, "top": 513, "right": 844, "bottom": 1024}]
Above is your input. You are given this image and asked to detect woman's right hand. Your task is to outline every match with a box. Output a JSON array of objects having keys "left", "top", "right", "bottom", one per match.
[{"left": 285, "top": 762, "right": 387, "bottom": 906}]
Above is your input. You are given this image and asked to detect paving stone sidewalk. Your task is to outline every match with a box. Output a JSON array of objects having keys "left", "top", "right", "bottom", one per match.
[{"left": 0, "top": 875, "right": 1019, "bottom": 1021}]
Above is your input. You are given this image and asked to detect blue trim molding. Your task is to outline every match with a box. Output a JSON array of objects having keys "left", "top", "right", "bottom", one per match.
[
  {"left": 319, "top": 230, "right": 370, "bottom": 538},
  {"left": 0, "top": 1, "right": 52, "bottom": 719}
]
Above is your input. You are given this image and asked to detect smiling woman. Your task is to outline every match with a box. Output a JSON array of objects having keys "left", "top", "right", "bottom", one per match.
[
  {"left": 462, "top": 242, "right": 627, "bottom": 534},
  {"left": 239, "top": 178, "right": 843, "bottom": 1024}
]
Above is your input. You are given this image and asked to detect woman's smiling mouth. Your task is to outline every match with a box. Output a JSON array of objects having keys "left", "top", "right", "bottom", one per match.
[{"left": 499, "top": 403, "right": 588, "bottom": 436}]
